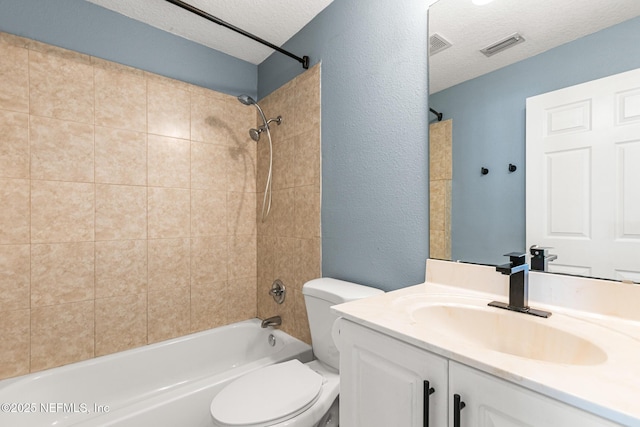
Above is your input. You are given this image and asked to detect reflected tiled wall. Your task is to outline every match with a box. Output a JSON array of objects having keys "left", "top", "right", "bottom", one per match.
[
  {"left": 0, "top": 32, "right": 258, "bottom": 379},
  {"left": 429, "top": 119, "right": 452, "bottom": 260},
  {"left": 256, "top": 65, "right": 321, "bottom": 344}
]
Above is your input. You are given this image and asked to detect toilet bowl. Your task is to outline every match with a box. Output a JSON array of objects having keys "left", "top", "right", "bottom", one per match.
[{"left": 210, "top": 278, "right": 383, "bottom": 427}]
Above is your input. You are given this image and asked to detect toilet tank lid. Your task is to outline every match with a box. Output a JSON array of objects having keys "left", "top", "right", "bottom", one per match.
[{"left": 302, "top": 278, "right": 384, "bottom": 304}]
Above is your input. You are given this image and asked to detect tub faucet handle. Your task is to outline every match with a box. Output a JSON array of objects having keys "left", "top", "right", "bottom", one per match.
[{"left": 269, "top": 280, "right": 286, "bottom": 304}]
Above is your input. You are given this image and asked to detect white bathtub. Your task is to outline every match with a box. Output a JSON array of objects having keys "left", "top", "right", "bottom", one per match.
[{"left": 0, "top": 319, "right": 312, "bottom": 427}]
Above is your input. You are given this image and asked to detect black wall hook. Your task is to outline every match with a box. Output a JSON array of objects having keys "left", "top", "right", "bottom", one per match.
[
  {"left": 481, "top": 167, "right": 489, "bottom": 175},
  {"left": 509, "top": 163, "right": 517, "bottom": 172}
]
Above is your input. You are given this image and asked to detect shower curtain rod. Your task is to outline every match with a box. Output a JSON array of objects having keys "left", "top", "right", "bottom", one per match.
[
  {"left": 164, "top": 0, "right": 310, "bottom": 69},
  {"left": 430, "top": 107, "right": 443, "bottom": 121}
]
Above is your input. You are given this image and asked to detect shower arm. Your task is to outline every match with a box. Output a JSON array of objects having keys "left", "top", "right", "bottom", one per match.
[
  {"left": 256, "top": 116, "right": 283, "bottom": 133},
  {"left": 163, "top": 0, "right": 310, "bottom": 69}
]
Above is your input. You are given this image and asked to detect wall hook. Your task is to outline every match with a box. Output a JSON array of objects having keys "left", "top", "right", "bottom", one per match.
[
  {"left": 508, "top": 163, "right": 517, "bottom": 172},
  {"left": 481, "top": 167, "right": 489, "bottom": 175}
]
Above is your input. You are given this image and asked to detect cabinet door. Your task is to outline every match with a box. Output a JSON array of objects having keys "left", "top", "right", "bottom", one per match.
[
  {"left": 336, "top": 319, "right": 448, "bottom": 427},
  {"left": 449, "top": 361, "right": 620, "bottom": 427}
]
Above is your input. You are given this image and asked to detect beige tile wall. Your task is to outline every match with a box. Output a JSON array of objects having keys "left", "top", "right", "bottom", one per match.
[
  {"left": 256, "top": 64, "right": 322, "bottom": 344},
  {"left": 0, "top": 32, "right": 259, "bottom": 379},
  {"left": 429, "top": 119, "right": 452, "bottom": 260}
]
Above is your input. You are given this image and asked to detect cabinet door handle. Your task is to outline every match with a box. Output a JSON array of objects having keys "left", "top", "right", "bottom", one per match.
[
  {"left": 423, "top": 380, "right": 435, "bottom": 427},
  {"left": 453, "top": 394, "right": 466, "bottom": 427}
]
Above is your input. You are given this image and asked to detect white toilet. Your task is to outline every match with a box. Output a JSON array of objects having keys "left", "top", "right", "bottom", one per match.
[{"left": 210, "top": 278, "right": 384, "bottom": 427}]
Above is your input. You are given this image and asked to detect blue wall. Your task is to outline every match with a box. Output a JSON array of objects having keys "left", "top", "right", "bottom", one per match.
[
  {"left": 0, "top": 0, "right": 257, "bottom": 98},
  {"left": 259, "top": 0, "right": 432, "bottom": 290},
  {"left": 429, "top": 16, "right": 640, "bottom": 266}
]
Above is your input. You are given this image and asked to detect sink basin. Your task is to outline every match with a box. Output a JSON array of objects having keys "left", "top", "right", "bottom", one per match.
[{"left": 410, "top": 303, "right": 607, "bottom": 365}]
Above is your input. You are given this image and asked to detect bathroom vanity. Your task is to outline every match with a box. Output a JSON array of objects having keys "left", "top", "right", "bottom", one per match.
[{"left": 332, "top": 259, "right": 640, "bottom": 426}]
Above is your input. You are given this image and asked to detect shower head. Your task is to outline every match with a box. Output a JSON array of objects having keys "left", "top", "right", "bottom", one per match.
[
  {"left": 236, "top": 95, "right": 281, "bottom": 222},
  {"left": 237, "top": 94, "right": 267, "bottom": 124},
  {"left": 237, "top": 94, "right": 256, "bottom": 106},
  {"left": 249, "top": 128, "right": 262, "bottom": 142},
  {"left": 236, "top": 94, "right": 281, "bottom": 143}
]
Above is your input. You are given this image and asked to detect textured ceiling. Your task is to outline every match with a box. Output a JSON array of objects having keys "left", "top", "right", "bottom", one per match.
[
  {"left": 429, "top": 0, "right": 640, "bottom": 94},
  {"left": 86, "top": 0, "right": 334, "bottom": 65},
  {"left": 85, "top": 0, "right": 640, "bottom": 89}
]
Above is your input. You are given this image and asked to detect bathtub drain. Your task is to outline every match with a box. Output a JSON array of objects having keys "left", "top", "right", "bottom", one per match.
[{"left": 268, "top": 334, "right": 277, "bottom": 347}]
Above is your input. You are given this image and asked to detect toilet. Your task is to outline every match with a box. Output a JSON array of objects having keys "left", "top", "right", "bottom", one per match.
[{"left": 210, "top": 278, "right": 384, "bottom": 427}]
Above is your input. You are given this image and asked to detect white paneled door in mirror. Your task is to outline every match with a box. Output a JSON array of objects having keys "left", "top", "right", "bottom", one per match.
[{"left": 526, "top": 68, "right": 640, "bottom": 282}]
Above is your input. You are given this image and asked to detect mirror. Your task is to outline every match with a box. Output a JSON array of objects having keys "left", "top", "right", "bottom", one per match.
[{"left": 428, "top": 0, "right": 640, "bottom": 282}]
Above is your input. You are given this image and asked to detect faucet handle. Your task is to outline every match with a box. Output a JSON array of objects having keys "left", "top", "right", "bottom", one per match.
[
  {"left": 529, "top": 245, "right": 557, "bottom": 272},
  {"left": 530, "top": 245, "right": 553, "bottom": 258},
  {"left": 503, "top": 252, "right": 526, "bottom": 266}
]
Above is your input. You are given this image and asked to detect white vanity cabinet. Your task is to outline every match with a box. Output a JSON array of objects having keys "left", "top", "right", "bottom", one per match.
[
  {"left": 336, "top": 319, "right": 619, "bottom": 427},
  {"left": 449, "top": 361, "right": 619, "bottom": 427},
  {"left": 337, "top": 319, "right": 448, "bottom": 427}
]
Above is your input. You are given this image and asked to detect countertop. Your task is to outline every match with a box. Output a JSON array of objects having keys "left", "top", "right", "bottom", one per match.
[{"left": 331, "top": 260, "right": 640, "bottom": 426}]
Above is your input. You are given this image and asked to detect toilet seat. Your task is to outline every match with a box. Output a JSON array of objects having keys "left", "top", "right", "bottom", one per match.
[{"left": 210, "top": 359, "right": 324, "bottom": 427}]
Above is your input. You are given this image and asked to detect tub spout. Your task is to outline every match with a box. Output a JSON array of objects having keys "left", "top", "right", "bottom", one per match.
[{"left": 261, "top": 316, "right": 282, "bottom": 328}]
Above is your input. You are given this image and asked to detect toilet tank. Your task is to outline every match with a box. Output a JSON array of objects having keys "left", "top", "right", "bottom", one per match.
[{"left": 302, "top": 278, "right": 384, "bottom": 370}]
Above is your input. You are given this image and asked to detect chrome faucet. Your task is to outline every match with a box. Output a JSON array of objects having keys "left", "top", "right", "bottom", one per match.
[
  {"left": 261, "top": 315, "right": 282, "bottom": 328},
  {"left": 488, "top": 252, "right": 551, "bottom": 318}
]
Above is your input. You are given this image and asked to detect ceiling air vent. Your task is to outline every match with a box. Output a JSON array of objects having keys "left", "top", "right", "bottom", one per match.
[
  {"left": 429, "top": 33, "right": 452, "bottom": 56},
  {"left": 480, "top": 33, "right": 525, "bottom": 57}
]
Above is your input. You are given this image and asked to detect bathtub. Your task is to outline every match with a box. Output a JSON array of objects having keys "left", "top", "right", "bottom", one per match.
[{"left": 0, "top": 319, "right": 312, "bottom": 427}]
